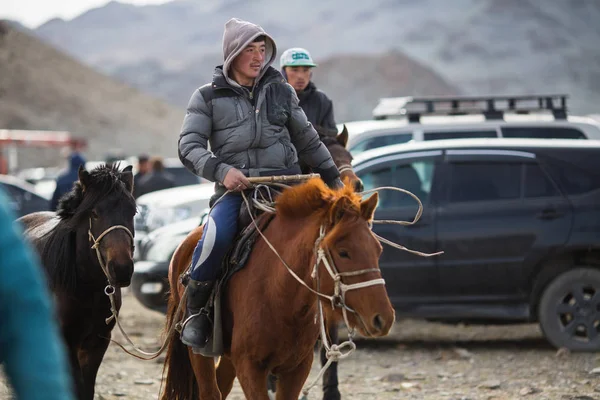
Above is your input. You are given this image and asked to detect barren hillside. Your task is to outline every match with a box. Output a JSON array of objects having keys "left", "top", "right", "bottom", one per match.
[{"left": 0, "top": 21, "right": 184, "bottom": 168}]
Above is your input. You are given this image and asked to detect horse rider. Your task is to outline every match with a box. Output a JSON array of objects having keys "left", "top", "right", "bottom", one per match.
[
  {"left": 177, "top": 18, "right": 343, "bottom": 349},
  {"left": 280, "top": 47, "right": 337, "bottom": 136}
]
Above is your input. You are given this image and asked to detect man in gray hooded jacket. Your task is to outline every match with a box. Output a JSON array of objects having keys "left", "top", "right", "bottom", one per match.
[{"left": 178, "top": 18, "right": 342, "bottom": 348}]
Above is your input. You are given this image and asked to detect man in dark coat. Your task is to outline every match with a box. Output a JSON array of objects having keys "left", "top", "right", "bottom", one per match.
[
  {"left": 50, "top": 152, "right": 86, "bottom": 211},
  {"left": 280, "top": 47, "right": 337, "bottom": 135},
  {"left": 135, "top": 157, "right": 175, "bottom": 198}
]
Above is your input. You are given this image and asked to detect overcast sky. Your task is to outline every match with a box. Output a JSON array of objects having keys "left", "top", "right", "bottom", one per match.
[{"left": 1, "top": 0, "right": 171, "bottom": 28}]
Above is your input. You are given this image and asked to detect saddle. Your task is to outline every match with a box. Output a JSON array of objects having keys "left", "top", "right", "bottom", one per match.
[{"left": 192, "top": 189, "right": 276, "bottom": 356}]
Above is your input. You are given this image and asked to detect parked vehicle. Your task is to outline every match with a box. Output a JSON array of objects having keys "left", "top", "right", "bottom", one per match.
[
  {"left": 0, "top": 174, "right": 50, "bottom": 218},
  {"left": 131, "top": 138, "right": 600, "bottom": 351},
  {"left": 131, "top": 216, "right": 203, "bottom": 313},
  {"left": 133, "top": 183, "right": 214, "bottom": 259},
  {"left": 343, "top": 94, "right": 600, "bottom": 155}
]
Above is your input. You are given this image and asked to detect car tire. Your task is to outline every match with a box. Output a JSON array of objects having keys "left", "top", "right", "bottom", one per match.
[{"left": 538, "top": 267, "right": 600, "bottom": 351}]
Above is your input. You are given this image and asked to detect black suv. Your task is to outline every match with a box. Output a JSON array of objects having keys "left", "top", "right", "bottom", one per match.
[
  {"left": 131, "top": 138, "right": 600, "bottom": 351},
  {"left": 354, "top": 138, "right": 600, "bottom": 350}
]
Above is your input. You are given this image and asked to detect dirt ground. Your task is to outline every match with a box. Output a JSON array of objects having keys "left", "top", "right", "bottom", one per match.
[{"left": 2, "top": 289, "right": 599, "bottom": 400}]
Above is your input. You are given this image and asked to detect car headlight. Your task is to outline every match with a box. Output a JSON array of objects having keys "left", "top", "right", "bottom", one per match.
[{"left": 145, "top": 207, "right": 191, "bottom": 232}]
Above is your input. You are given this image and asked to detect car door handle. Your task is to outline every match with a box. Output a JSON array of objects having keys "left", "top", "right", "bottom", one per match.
[{"left": 536, "top": 208, "right": 563, "bottom": 220}]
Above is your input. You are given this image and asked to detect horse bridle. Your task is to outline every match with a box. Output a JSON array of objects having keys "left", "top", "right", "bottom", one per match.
[{"left": 88, "top": 218, "right": 134, "bottom": 321}]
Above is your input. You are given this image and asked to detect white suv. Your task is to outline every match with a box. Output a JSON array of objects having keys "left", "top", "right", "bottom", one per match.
[{"left": 342, "top": 94, "right": 600, "bottom": 155}]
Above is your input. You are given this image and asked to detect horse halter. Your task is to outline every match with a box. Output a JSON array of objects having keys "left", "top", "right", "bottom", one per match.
[
  {"left": 88, "top": 218, "right": 134, "bottom": 303},
  {"left": 311, "top": 225, "right": 385, "bottom": 314}
]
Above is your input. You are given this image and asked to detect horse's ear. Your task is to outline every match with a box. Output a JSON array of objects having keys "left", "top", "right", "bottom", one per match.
[
  {"left": 337, "top": 125, "right": 348, "bottom": 148},
  {"left": 120, "top": 165, "right": 134, "bottom": 194},
  {"left": 360, "top": 192, "right": 379, "bottom": 221},
  {"left": 78, "top": 165, "right": 90, "bottom": 192},
  {"left": 329, "top": 196, "right": 352, "bottom": 224}
]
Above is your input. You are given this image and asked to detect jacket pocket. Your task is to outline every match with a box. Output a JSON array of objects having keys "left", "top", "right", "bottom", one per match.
[{"left": 266, "top": 85, "right": 290, "bottom": 127}]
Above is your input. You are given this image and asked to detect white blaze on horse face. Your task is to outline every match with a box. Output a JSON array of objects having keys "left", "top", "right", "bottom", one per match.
[{"left": 194, "top": 216, "right": 217, "bottom": 269}]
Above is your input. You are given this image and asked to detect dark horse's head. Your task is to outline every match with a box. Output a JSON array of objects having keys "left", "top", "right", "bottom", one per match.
[
  {"left": 316, "top": 125, "right": 364, "bottom": 193},
  {"left": 47, "top": 164, "right": 137, "bottom": 288}
]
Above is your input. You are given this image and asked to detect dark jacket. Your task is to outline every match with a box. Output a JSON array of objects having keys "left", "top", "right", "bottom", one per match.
[
  {"left": 297, "top": 81, "right": 337, "bottom": 134},
  {"left": 0, "top": 189, "right": 74, "bottom": 400},
  {"left": 50, "top": 153, "right": 86, "bottom": 211},
  {"left": 178, "top": 18, "right": 339, "bottom": 186},
  {"left": 135, "top": 171, "right": 176, "bottom": 198}
]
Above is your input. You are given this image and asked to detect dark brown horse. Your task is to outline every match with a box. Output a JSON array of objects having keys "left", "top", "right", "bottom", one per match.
[
  {"left": 18, "top": 164, "right": 137, "bottom": 400},
  {"left": 161, "top": 178, "right": 394, "bottom": 400}
]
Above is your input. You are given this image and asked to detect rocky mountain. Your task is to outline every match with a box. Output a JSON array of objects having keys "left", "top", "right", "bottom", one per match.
[
  {"left": 0, "top": 21, "right": 184, "bottom": 168},
  {"left": 33, "top": 0, "right": 600, "bottom": 119}
]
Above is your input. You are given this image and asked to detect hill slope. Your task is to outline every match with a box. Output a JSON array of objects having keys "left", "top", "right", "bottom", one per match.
[{"left": 0, "top": 21, "right": 184, "bottom": 168}]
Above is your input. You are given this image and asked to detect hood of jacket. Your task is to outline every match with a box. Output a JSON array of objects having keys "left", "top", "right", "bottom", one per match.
[{"left": 222, "top": 18, "right": 277, "bottom": 88}]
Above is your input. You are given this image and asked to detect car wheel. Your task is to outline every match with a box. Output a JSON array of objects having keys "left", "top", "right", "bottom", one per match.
[{"left": 538, "top": 268, "right": 600, "bottom": 351}]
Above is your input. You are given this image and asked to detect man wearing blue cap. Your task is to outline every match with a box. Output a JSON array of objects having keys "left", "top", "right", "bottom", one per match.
[{"left": 280, "top": 47, "right": 337, "bottom": 134}]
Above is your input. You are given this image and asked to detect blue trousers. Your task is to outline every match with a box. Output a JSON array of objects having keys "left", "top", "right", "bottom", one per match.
[{"left": 190, "top": 193, "right": 243, "bottom": 281}]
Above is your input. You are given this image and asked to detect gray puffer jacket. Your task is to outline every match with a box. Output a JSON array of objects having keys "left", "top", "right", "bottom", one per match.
[{"left": 178, "top": 18, "right": 339, "bottom": 185}]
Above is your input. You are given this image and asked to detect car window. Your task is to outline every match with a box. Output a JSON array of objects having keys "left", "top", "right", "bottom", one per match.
[
  {"left": 359, "top": 160, "right": 435, "bottom": 209},
  {"left": 501, "top": 127, "right": 586, "bottom": 139},
  {"left": 424, "top": 130, "right": 497, "bottom": 141},
  {"left": 544, "top": 160, "right": 600, "bottom": 195},
  {"left": 449, "top": 162, "right": 521, "bottom": 203},
  {"left": 350, "top": 133, "right": 412, "bottom": 154},
  {"left": 524, "top": 164, "right": 560, "bottom": 198},
  {"left": 0, "top": 182, "right": 24, "bottom": 200}
]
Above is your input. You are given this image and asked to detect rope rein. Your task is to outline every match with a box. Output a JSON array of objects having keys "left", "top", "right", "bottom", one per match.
[{"left": 89, "top": 219, "right": 184, "bottom": 360}]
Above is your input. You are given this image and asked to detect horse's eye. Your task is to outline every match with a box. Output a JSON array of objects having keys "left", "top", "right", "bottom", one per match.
[
  {"left": 338, "top": 250, "right": 350, "bottom": 259},
  {"left": 91, "top": 210, "right": 99, "bottom": 220}
]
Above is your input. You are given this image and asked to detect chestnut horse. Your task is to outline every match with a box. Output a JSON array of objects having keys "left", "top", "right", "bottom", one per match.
[
  {"left": 18, "top": 165, "right": 136, "bottom": 400},
  {"left": 161, "top": 179, "right": 394, "bottom": 399},
  {"left": 300, "top": 124, "right": 363, "bottom": 400}
]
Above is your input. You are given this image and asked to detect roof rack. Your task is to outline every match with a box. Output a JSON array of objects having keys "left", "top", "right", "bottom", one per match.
[{"left": 372, "top": 94, "right": 568, "bottom": 122}]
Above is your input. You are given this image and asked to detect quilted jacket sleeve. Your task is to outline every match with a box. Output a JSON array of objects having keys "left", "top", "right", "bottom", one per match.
[{"left": 178, "top": 86, "right": 233, "bottom": 183}]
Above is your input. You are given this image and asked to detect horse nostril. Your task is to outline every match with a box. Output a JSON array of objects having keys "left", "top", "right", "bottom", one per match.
[
  {"left": 373, "top": 314, "right": 384, "bottom": 332},
  {"left": 354, "top": 180, "right": 364, "bottom": 193}
]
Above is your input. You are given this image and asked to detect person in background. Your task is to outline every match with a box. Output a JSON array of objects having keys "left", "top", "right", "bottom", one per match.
[
  {"left": 135, "top": 156, "right": 176, "bottom": 198},
  {"left": 50, "top": 150, "right": 86, "bottom": 211},
  {"left": 133, "top": 154, "right": 150, "bottom": 198},
  {"left": 280, "top": 47, "right": 337, "bottom": 135},
  {"left": 0, "top": 188, "right": 74, "bottom": 400}
]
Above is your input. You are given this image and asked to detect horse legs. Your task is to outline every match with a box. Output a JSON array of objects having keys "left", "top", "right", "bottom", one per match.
[
  {"left": 188, "top": 350, "right": 222, "bottom": 400},
  {"left": 216, "top": 356, "right": 237, "bottom": 398},
  {"left": 66, "top": 345, "right": 85, "bottom": 400},
  {"left": 320, "top": 322, "right": 341, "bottom": 400},
  {"left": 235, "top": 360, "right": 270, "bottom": 400},
  {"left": 275, "top": 356, "right": 314, "bottom": 400},
  {"left": 78, "top": 334, "right": 110, "bottom": 400}
]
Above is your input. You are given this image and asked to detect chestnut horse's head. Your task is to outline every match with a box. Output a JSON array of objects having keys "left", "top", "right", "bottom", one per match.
[
  {"left": 57, "top": 164, "right": 137, "bottom": 287},
  {"left": 277, "top": 179, "right": 394, "bottom": 337},
  {"left": 317, "top": 125, "right": 364, "bottom": 193}
]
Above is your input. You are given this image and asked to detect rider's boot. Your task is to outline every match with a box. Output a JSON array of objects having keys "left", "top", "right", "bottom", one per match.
[{"left": 181, "top": 279, "right": 215, "bottom": 348}]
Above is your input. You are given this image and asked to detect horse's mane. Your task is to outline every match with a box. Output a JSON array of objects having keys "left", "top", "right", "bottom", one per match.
[
  {"left": 41, "top": 164, "right": 135, "bottom": 290},
  {"left": 276, "top": 178, "right": 362, "bottom": 220}
]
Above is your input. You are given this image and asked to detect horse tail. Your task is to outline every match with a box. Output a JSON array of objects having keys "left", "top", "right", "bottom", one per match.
[
  {"left": 160, "top": 229, "right": 202, "bottom": 400},
  {"left": 160, "top": 296, "right": 198, "bottom": 400}
]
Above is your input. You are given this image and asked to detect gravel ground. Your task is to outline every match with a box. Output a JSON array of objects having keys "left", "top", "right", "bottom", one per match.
[{"left": 2, "top": 290, "right": 599, "bottom": 400}]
